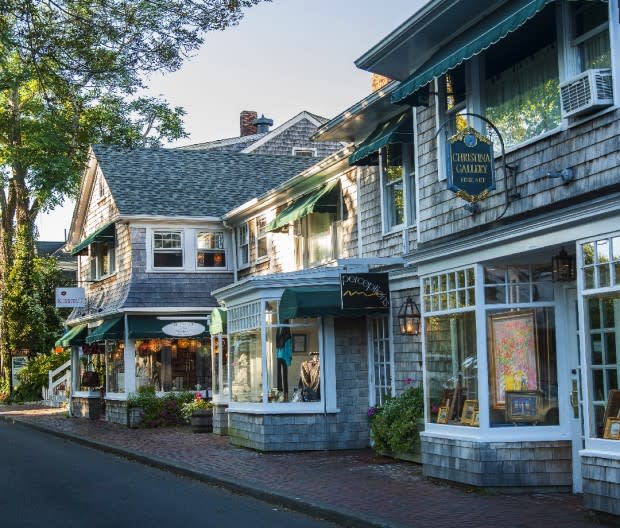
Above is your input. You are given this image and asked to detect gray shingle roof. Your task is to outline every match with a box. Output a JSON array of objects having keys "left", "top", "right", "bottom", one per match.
[{"left": 92, "top": 145, "right": 316, "bottom": 218}]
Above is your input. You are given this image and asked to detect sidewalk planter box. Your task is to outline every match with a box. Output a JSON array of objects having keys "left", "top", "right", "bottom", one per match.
[{"left": 190, "top": 410, "right": 213, "bottom": 433}]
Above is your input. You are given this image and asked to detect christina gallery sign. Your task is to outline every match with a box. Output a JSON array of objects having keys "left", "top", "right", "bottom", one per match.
[
  {"left": 340, "top": 273, "right": 390, "bottom": 311},
  {"left": 446, "top": 126, "right": 496, "bottom": 203}
]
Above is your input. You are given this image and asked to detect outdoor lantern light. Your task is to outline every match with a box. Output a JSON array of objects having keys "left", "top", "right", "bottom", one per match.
[
  {"left": 398, "top": 297, "right": 421, "bottom": 336},
  {"left": 552, "top": 247, "right": 576, "bottom": 282}
]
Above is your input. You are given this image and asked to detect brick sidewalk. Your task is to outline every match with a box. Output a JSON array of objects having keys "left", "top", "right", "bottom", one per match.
[{"left": 0, "top": 404, "right": 605, "bottom": 528}]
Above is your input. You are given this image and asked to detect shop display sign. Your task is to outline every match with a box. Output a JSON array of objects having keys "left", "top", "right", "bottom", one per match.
[
  {"left": 340, "top": 273, "right": 390, "bottom": 311},
  {"left": 447, "top": 126, "right": 496, "bottom": 203},
  {"left": 162, "top": 321, "right": 205, "bottom": 337},
  {"left": 55, "top": 287, "right": 86, "bottom": 308}
]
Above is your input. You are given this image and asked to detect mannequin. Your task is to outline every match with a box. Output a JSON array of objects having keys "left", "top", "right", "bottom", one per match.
[
  {"left": 299, "top": 352, "right": 320, "bottom": 401},
  {"left": 276, "top": 327, "right": 292, "bottom": 399}
]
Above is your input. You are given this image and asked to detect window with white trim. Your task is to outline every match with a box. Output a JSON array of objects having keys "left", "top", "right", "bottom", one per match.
[
  {"left": 89, "top": 241, "right": 116, "bottom": 280},
  {"left": 369, "top": 316, "right": 393, "bottom": 406},
  {"left": 237, "top": 223, "right": 249, "bottom": 267},
  {"left": 197, "top": 231, "right": 226, "bottom": 268},
  {"left": 153, "top": 230, "right": 183, "bottom": 268},
  {"left": 379, "top": 142, "right": 415, "bottom": 231},
  {"left": 237, "top": 216, "right": 269, "bottom": 267},
  {"left": 292, "top": 147, "right": 317, "bottom": 157}
]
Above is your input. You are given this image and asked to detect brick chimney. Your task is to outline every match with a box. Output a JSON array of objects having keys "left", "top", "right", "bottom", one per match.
[{"left": 240, "top": 110, "right": 258, "bottom": 137}]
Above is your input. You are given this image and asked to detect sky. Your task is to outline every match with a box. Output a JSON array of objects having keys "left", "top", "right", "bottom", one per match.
[{"left": 36, "top": 0, "right": 427, "bottom": 241}]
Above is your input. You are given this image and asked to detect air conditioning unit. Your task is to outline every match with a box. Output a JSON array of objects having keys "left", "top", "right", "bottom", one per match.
[{"left": 559, "top": 68, "right": 613, "bottom": 119}]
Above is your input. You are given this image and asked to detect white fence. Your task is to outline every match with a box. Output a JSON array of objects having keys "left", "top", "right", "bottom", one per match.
[{"left": 42, "top": 359, "right": 71, "bottom": 407}]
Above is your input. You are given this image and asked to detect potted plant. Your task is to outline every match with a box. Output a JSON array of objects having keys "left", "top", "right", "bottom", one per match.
[{"left": 181, "top": 392, "right": 213, "bottom": 433}]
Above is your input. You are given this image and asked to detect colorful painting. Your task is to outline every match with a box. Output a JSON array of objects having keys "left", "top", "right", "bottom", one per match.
[{"left": 488, "top": 311, "right": 538, "bottom": 408}]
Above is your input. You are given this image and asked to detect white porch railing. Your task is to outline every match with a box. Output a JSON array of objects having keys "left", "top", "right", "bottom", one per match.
[{"left": 42, "top": 359, "right": 71, "bottom": 407}]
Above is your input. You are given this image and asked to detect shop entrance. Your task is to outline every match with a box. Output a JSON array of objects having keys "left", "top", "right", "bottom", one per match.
[{"left": 563, "top": 287, "right": 584, "bottom": 493}]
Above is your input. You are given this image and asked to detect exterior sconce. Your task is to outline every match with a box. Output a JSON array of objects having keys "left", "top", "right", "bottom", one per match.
[
  {"left": 552, "top": 247, "right": 576, "bottom": 282},
  {"left": 398, "top": 297, "right": 421, "bottom": 336}
]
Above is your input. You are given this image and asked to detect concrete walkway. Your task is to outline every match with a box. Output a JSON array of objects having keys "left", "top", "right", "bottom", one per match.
[{"left": 0, "top": 404, "right": 608, "bottom": 528}]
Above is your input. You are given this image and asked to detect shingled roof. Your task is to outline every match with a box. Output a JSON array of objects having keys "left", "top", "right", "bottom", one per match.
[{"left": 91, "top": 145, "right": 317, "bottom": 218}]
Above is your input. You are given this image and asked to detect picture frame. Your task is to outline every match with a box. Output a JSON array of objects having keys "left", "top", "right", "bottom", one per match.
[
  {"left": 505, "top": 390, "right": 542, "bottom": 423},
  {"left": 292, "top": 334, "right": 306, "bottom": 353},
  {"left": 488, "top": 311, "right": 539, "bottom": 409},
  {"left": 603, "top": 417, "right": 620, "bottom": 440},
  {"left": 602, "top": 389, "right": 620, "bottom": 430},
  {"left": 471, "top": 410, "right": 480, "bottom": 427},
  {"left": 436, "top": 406, "right": 449, "bottom": 424},
  {"left": 460, "top": 399, "right": 478, "bottom": 425}
]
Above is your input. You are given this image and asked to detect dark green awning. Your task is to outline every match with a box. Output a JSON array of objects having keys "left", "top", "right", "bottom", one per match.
[
  {"left": 391, "top": 0, "right": 550, "bottom": 104},
  {"left": 55, "top": 323, "right": 88, "bottom": 348},
  {"left": 348, "top": 111, "right": 413, "bottom": 166},
  {"left": 265, "top": 179, "right": 339, "bottom": 233},
  {"left": 128, "top": 316, "right": 209, "bottom": 339},
  {"left": 71, "top": 222, "right": 115, "bottom": 256},
  {"left": 86, "top": 317, "right": 123, "bottom": 344},
  {"left": 278, "top": 287, "right": 371, "bottom": 323},
  {"left": 208, "top": 309, "right": 227, "bottom": 335}
]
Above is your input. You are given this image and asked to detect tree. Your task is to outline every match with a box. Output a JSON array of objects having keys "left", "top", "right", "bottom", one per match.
[{"left": 0, "top": 0, "right": 264, "bottom": 385}]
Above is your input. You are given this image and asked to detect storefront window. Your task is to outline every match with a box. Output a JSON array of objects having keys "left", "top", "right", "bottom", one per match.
[
  {"left": 135, "top": 338, "right": 210, "bottom": 392},
  {"left": 487, "top": 308, "right": 558, "bottom": 427},
  {"left": 77, "top": 344, "right": 104, "bottom": 391},
  {"left": 230, "top": 329, "right": 262, "bottom": 402},
  {"left": 106, "top": 340, "right": 125, "bottom": 393},
  {"left": 369, "top": 316, "right": 392, "bottom": 406},
  {"left": 266, "top": 317, "right": 320, "bottom": 403},
  {"left": 426, "top": 312, "right": 478, "bottom": 426},
  {"left": 586, "top": 295, "right": 620, "bottom": 438},
  {"left": 582, "top": 236, "right": 620, "bottom": 290}
]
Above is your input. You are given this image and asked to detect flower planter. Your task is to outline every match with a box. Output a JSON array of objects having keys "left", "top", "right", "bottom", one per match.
[{"left": 190, "top": 409, "right": 213, "bottom": 433}]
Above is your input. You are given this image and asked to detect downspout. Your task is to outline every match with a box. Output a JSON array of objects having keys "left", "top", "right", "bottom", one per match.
[
  {"left": 356, "top": 169, "right": 363, "bottom": 258},
  {"left": 223, "top": 220, "right": 238, "bottom": 283}
]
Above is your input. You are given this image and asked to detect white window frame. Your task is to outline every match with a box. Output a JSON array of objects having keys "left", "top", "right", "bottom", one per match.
[
  {"left": 196, "top": 231, "right": 226, "bottom": 269},
  {"left": 368, "top": 316, "right": 394, "bottom": 407},
  {"left": 152, "top": 230, "right": 184, "bottom": 269},
  {"left": 89, "top": 241, "right": 116, "bottom": 281},
  {"left": 379, "top": 142, "right": 415, "bottom": 234},
  {"left": 147, "top": 227, "right": 229, "bottom": 272},
  {"left": 292, "top": 147, "right": 317, "bottom": 157},
  {"left": 237, "top": 223, "right": 249, "bottom": 268}
]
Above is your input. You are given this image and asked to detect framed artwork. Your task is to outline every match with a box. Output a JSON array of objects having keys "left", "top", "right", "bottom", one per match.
[
  {"left": 488, "top": 311, "right": 539, "bottom": 408},
  {"left": 436, "top": 406, "right": 449, "bottom": 424},
  {"left": 602, "top": 389, "right": 620, "bottom": 430},
  {"left": 603, "top": 417, "right": 620, "bottom": 440},
  {"left": 505, "top": 390, "right": 542, "bottom": 423},
  {"left": 440, "top": 386, "right": 466, "bottom": 421},
  {"left": 292, "top": 334, "right": 306, "bottom": 353},
  {"left": 460, "top": 400, "right": 478, "bottom": 425}
]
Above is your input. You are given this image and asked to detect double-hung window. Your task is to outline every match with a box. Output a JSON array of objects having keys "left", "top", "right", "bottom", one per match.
[
  {"left": 237, "top": 216, "right": 269, "bottom": 267},
  {"left": 255, "top": 216, "right": 268, "bottom": 260},
  {"left": 89, "top": 241, "right": 115, "bottom": 280},
  {"left": 197, "top": 231, "right": 226, "bottom": 268},
  {"left": 237, "top": 224, "right": 249, "bottom": 267},
  {"left": 153, "top": 231, "right": 183, "bottom": 268},
  {"left": 380, "top": 142, "right": 415, "bottom": 231}
]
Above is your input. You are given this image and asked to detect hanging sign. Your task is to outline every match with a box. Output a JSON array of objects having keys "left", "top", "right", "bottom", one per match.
[
  {"left": 162, "top": 321, "right": 206, "bottom": 337},
  {"left": 340, "top": 273, "right": 390, "bottom": 311},
  {"left": 55, "top": 287, "right": 86, "bottom": 308},
  {"left": 446, "top": 126, "right": 496, "bottom": 203}
]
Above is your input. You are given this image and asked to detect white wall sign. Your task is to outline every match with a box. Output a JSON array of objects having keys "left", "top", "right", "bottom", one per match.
[
  {"left": 55, "top": 287, "right": 86, "bottom": 308},
  {"left": 162, "top": 321, "right": 205, "bottom": 337}
]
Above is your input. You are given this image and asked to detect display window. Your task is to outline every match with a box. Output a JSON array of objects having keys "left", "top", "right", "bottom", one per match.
[
  {"left": 134, "top": 337, "right": 210, "bottom": 392},
  {"left": 230, "top": 329, "right": 262, "bottom": 402},
  {"left": 211, "top": 335, "right": 228, "bottom": 400},
  {"left": 76, "top": 344, "right": 105, "bottom": 392},
  {"left": 426, "top": 312, "right": 478, "bottom": 426},
  {"left": 487, "top": 307, "right": 559, "bottom": 427},
  {"left": 105, "top": 340, "right": 125, "bottom": 393}
]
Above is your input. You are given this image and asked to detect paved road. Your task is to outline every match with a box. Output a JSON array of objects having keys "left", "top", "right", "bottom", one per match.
[{"left": 0, "top": 420, "right": 339, "bottom": 528}]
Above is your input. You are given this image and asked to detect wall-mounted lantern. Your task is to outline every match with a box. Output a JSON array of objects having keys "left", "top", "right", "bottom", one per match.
[
  {"left": 552, "top": 247, "right": 576, "bottom": 282},
  {"left": 398, "top": 297, "right": 421, "bottom": 336}
]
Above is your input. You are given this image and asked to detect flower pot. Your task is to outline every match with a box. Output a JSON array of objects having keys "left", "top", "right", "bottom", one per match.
[{"left": 190, "top": 409, "right": 213, "bottom": 433}]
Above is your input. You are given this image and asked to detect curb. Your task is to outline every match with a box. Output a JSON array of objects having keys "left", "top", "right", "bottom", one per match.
[{"left": 1, "top": 415, "right": 407, "bottom": 528}]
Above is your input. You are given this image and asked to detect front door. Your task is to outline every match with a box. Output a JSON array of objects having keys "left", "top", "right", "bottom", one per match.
[{"left": 564, "top": 286, "right": 584, "bottom": 493}]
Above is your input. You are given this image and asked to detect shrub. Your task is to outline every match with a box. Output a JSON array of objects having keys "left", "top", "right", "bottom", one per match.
[
  {"left": 127, "top": 388, "right": 194, "bottom": 428},
  {"left": 11, "top": 350, "right": 70, "bottom": 403},
  {"left": 370, "top": 385, "right": 424, "bottom": 454}
]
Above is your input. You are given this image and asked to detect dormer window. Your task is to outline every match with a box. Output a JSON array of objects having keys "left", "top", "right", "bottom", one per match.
[
  {"left": 292, "top": 147, "right": 316, "bottom": 157},
  {"left": 153, "top": 231, "right": 183, "bottom": 268}
]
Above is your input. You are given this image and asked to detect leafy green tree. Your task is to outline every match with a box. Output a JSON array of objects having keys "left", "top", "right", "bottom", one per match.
[{"left": 0, "top": 0, "right": 264, "bottom": 385}]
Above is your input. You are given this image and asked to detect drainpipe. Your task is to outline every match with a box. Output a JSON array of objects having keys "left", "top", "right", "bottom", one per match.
[{"left": 222, "top": 220, "right": 238, "bottom": 283}]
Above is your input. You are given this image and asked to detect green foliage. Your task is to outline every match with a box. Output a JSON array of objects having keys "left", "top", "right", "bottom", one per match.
[
  {"left": 370, "top": 385, "right": 424, "bottom": 454},
  {"left": 11, "top": 350, "right": 70, "bottom": 403},
  {"left": 127, "top": 389, "right": 195, "bottom": 428},
  {"left": 180, "top": 393, "right": 213, "bottom": 421}
]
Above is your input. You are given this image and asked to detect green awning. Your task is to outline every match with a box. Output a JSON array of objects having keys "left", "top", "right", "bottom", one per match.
[
  {"left": 391, "top": 0, "right": 550, "bottom": 104},
  {"left": 86, "top": 317, "right": 123, "bottom": 344},
  {"left": 265, "top": 179, "right": 339, "bottom": 232},
  {"left": 208, "top": 309, "right": 227, "bottom": 335},
  {"left": 55, "top": 323, "right": 88, "bottom": 348},
  {"left": 278, "top": 287, "right": 371, "bottom": 323},
  {"left": 128, "top": 316, "right": 209, "bottom": 339},
  {"left": 71, "top": 222, "right": 115, "bottom": 256},
  {"left": 348, "top": 111, "right": 413, "bottom": 166}
]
